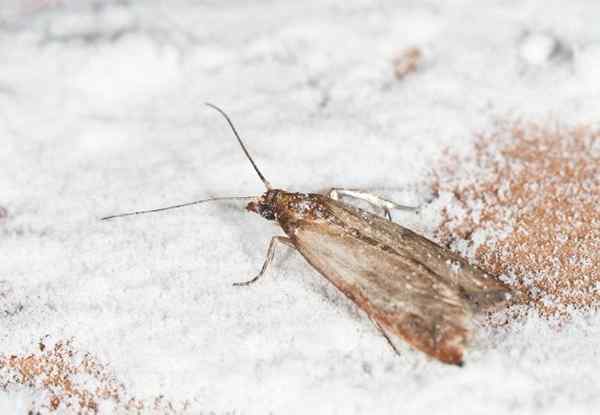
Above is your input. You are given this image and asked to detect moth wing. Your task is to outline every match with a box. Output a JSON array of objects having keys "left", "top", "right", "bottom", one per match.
[
  {"left": 292, "top": 221, "right": 471, "bottom": 365},
  {"left": 322, "top": 198, "right": 513, "bottom": 312}
]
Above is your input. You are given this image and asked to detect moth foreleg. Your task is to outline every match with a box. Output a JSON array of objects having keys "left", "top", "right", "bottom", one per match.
[
  {"left": 327, "top": 188, "right": 418, "bottom": 220},
  {"left": 233, "top": 236, "right": 294, "bottom": 287}
]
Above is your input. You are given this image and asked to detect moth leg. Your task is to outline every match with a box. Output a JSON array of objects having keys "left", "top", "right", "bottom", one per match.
[
  {"left": 327, "top": 188, "right": 419, "bottom": 220},
  {"left": 233, "top": 236, "right": 294, "bottom": 287},
  {"left": 370, "top": 318, "right": 402, "bottom": 356},
  {"left": 383, "top": 207, "right": 392, "bottom": 221}
]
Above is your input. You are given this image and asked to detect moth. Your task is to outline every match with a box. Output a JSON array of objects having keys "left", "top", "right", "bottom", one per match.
[{"left": 103, "top": 103, "right": 512, "bottom": 366}]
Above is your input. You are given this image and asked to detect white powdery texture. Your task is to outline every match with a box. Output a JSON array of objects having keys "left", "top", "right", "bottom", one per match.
[{"left": 1, "top": 0, "right": 600, "bottom": 414}]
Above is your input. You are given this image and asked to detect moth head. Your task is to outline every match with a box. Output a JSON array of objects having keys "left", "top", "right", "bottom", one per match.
[{"left": 246, "top": 189, "right": 281, "bottom": 221}]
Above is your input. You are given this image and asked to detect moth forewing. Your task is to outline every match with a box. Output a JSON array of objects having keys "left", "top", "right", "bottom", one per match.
[
  {"left": 255, "top": 191, "right": 511, "bottom": 365},
  {"left": 282, "top": 199, "right": 470, "bottom": 364}
]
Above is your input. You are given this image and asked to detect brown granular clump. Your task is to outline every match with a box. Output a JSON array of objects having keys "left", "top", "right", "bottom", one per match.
[
  {"left": 433, "top": 121, "right": 600, "bottom": 316},
  {"left": 0, "top": 338, "right": 188, "bottom": 414},
  {"left": 393, "top": 47, "right": 422, "bottom": 80}
]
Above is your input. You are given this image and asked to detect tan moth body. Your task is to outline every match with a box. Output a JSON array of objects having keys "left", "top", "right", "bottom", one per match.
[
  {"left": 103, "top": 103, "right": 512, "bottom": 366},
  {"left": 247, "top": 190, "right": 511, "bottom": 365}
]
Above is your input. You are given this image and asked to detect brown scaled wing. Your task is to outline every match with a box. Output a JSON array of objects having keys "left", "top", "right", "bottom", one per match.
[{"left": 287, "top": 195, "right": 511, "bottom": 365}]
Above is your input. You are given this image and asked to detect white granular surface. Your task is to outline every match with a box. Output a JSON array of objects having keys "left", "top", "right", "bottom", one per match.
[{"left": 1, "top": 1, "right": 600, "bottom": 413}]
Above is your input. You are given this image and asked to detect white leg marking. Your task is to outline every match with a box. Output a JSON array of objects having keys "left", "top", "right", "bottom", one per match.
[{"left": 327, "top": 188, "right": 419, "bottom": 220}]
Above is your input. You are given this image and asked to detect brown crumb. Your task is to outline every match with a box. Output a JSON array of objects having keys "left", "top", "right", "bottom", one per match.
[
  {"left": 433, "top": 121, "right": 600, "bottom": 317},
  {"left": 0, "top": 338, "right": 189, "bottom": 414},
  {"left": 49, "top": 396, "right": 60, "bottom": 410},
  {"left": 393, "top": 47, "right": 422, "bottom": 79}
]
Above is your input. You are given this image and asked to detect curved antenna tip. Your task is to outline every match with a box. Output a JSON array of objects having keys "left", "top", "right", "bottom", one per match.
[{"left": 205, "top": 103, "right": 272, "bottom": 190}]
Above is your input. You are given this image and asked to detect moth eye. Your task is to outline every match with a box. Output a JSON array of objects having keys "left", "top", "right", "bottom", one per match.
[{"left": 259, "top": 205, "right": 276, "bottom": 220}]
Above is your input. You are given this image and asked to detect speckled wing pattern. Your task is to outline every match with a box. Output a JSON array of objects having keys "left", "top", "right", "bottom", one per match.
[{"left": 289, "top": 196, "right": 511, "bottom": 365}]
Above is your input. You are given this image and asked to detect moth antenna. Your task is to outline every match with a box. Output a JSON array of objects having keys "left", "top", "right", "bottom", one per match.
[
  {"left": 100, "top": 196, "right": 255, "bottom": 221},
  {"left": 205, "top": 102, "right": 273, "bottom": 190}
]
